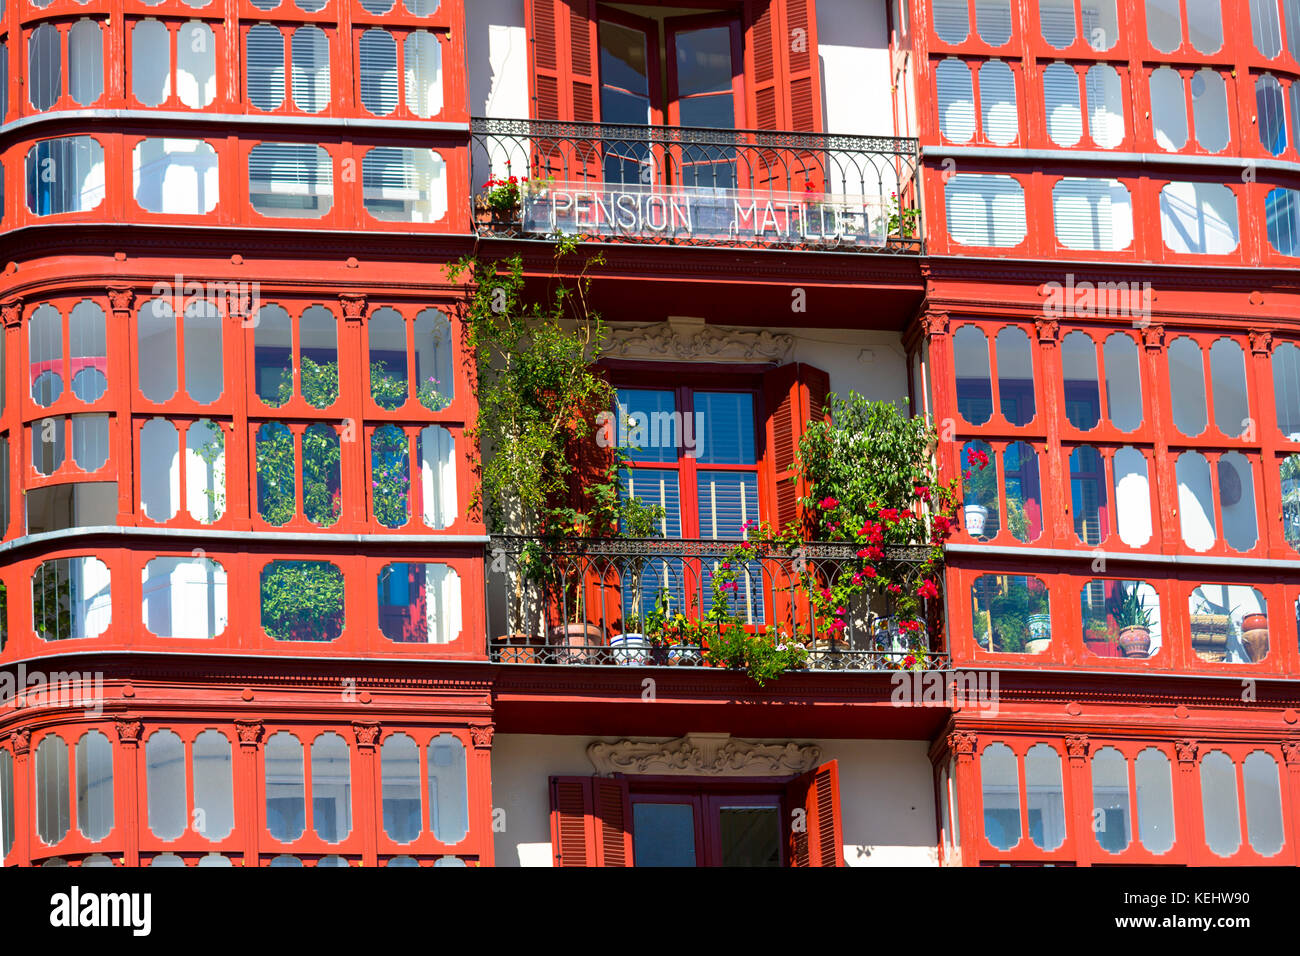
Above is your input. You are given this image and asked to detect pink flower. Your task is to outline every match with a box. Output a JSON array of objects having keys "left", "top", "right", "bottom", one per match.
[
  {"left": 887, "top": 583, "right": 902, "bottom": 594},
  {"left": 917, "top": 579, "right": 939, "bottom": 599},
  {"left": 914, "top": 486, "right": 931, "bottom": 501},
  {"left": 819, "top": 497, "right": 840, "bottom": 510},
  {"left": 831, "top": 619, "right": 846, "bottom": 631},
  {"left": 835, "top": 607, "right": 847, "bottom": 616}
]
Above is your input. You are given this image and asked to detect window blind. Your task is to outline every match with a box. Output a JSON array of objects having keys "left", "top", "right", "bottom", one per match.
[
  {"left": 979, "top": 59, "right": 1017, "bottom": 144},
  {"left": 1039, "top": 0, "right": 1076, "bottom": 47},
  {"left": 945, "top": 174, "right": 1025, "bottom": 247},
  {"left": 935, "top": 58, "right": 975, "bottom": 144},
  {"left": 1043, "top": 62, "right": 1081, "bottom": 146},
  {"left": 291, "top": 26, "right": 330, "bottom": 113},
  {"left": 932, "top": 0, "right": 969, "bottom": 44},
  {"left": 1086, "top": 64, "right": 1124, "bottom": 148},
  {"left": 246, "top": 25, "right": 286, "bottom": 111},
  {"left": 361, "top": 147, "right": 441, "bottom": 223},
  {"left": 359, "top": 29, "right": 398, "bottom": 116},
  {"left": 975, "top": 0, "right": 1012, "bottom": 45},
  {"left": 248, "top": 143, "right": 333, "bottom": 218},
  {"left": 1053, "top": 177, "right": 1131, "bottom": 251}
]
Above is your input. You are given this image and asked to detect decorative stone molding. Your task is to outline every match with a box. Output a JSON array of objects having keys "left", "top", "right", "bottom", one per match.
[
  {"left": 947, "top": 731, "right": 978, "bottom": 757},
  {"left": 352, "top": 721, "right": 381, "bottom": 750},
  {"left": 587, "top": 733, "right": 820, "bottom": 777},
  {"left": 469, "top": 724, "right": 495, "bottom": 750},
  {"left": 1175, "top": 739, "right": 1198, "bottom": 763},
  {"left": 1282, "top": 740, "right": 1300, "bottom": 766},
  {"left": 234, "top": 720, "right": 264, "bottom": 748},
  {"left": 1141, "top": 324, "right": 1165, "bottom": 352},
  {"left": 115, "top": 718, "right": 143, "bottom": 745},
  {"left": 603, "top": 315, "right": 793, "bottom": 364},
  {"left": 1249, "top": 329, "right": 1274, "bottom": 356},
  {"left": 1065, "top": 735, "right": 1090, "bottom": 760},
  {"left": 339, "top": 294, "right": 368, "bottom": 323},
  {"left": 0, "top": 298, "right": 23, "bottom": 329},
  {"left": 106, "top": 287, "right": 136, "bottom": 314},
  {"left": 9, "top": 728, "right": 30, "bottom": 756},
  {"left": 921, "top": 311, "right": 949, "bottom": 338},
  {"left": 1034, "top": 316, "right": 1059, "bottom": 345}
]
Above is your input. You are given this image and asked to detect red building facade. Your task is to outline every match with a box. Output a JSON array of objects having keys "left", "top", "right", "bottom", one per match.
[{"left": 0, "top": 0, "right": 1297, "bottom": 867}]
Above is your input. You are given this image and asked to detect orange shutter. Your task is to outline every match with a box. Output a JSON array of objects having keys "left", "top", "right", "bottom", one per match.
[
  {"left": 784, "top": 0, "right": 824, "bottom": 134},
  {"left": 549, "top": 776, "right": 633, "bottom": 866},
  {"left": 526, "top": 0, "right": 600, "bottom": 183},
  {"left": 786, "top": 759, "right": 843, "bottom": 866},
  {"left": 763, "top": 363, "right": 830, "bottom": 534},
  {"left": 744, "top": 1, "right": 824, "bottom": 193},
  {"left": 744, "top": 0, "right": 783, "bottom": 130}
]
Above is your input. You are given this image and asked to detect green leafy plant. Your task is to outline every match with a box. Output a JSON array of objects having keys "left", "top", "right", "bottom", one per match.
[
  {"left": 887, "top": 191, "right": 921, "bottom": 239},
  {"left": 260, "top": 561, "right": 345, "bottom": 642},
  {"left": 1110, "top": 582, "right": 1154, "bottom": 630},
  {"left": 370, "top": 360, "right": 408, "bottom": 410}
]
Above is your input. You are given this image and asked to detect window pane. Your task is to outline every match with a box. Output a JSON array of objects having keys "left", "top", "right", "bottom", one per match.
[
  {"left": 1176, "top": 451, "right": 1216, "bottom": 551},
  {"left": 1200, "top": 750, "right": 1241, "bottom": 856},
  {"left": 936, "top": 59, "right": 974, "bottom": 144},
  {"left": 300, "top": 305, "right": 339, "bottom": 409},
  {"left": 134, "top": 137, "right": 221, "bottom": 214},
  {"left": 146, "top": 730, "right": 187, "bottom": 841},
  {"left": 264, "top": 732, "right": 305, "bottom": 842},
  {"left": 76, "top": 730, "right": 114, "bottom": 842},
  {"left": 1243, "top": 751, "right": 1284, "bottom": 856},
  {"left": 1070, "top": 445, "right": 1108, "bottom": 545},
  {"left": 261, "top": 560, "right": 344, "bottom": 641},
  {"left": 1083, "top": 0, "right": 1118, "bottom": 49},
  {"left": 32, "top": 416, "right": 66, "bottom": 476},
  {"left": 378, "top": 563, "right": 462, "bottom": 644},
  {"left": 69, "top": 300, "right": 107, "bottom": 403},
  {"left": 404, "top": 31, "right": 442, "bottom": 118},
  {"left": 192, "top": 730, "right": 234, "bottom": 841},
  {"left": 971, "top": 574, "right": 1049, "bottom": 654},
  {"left": 428, "top": 733, "right": 468, "bottom": 843},
  {"left": 254, "top": 305, "right": 293, "bottom": 407},
  {"left": 311, "top": 733, "right": 352, "bottom": 843},
  {"left": 291, "top": 26, "right": 330, "bottom": 113},
  {"left": 1281, "top": 454, "right": 1300, "bottom": 550},
  {"left": 1145, "top": 0, "right": 1181, "bottom": 52},
  {"left": 1251, "top": 0, "right": 1283, "bottom": 57},
  {"left": 132, "top": 20, "right": 170, "bottom": 107},
  {"left": 696, "top": 392, "right": 755, "bottom": 464},
  {"left": 1190, "top": 584, "right": 1267, "bottom": 663},
  {"left": 248, "top": 143, "right": 333, "bottom": 218},
  {"left": 72, "top": 414, "right": 110, "bottom": 472},
  {"left": 36, "top": 735, "right": 70, "bottom": 845},
  {"left": 1091, "top": 746, "right": 1130, "bottom": 853},
  {"left": 1043, "top": 63, "right": 1081, "bottom": 147},
  {"left": 633, "top": 803, "right": 697, "bottom": 865},
  {"left": 184, "top": 301, "right": 223, "bottom": 403},
  {"left": 33, "top": 557, "right": 112, "bottom": 640},
  {"left": 177, "top": 22, "right": 217, "bottom": 108},
  {"left": 980, "top": 742, "right": 1020, "bottom": 849},
  {"left": 954, "top": 325, "right": 993, "bottom": 425},
  {"left": 1217, "top": 451, "right": 1257, "bottom": 552},
  {"left": 1266, "top": 186, "right": 1300, "bottom": 256},
  {"left": 976, "top": 0, "right": 1013, "bottom": 45},
  {"left": 1187, "top": 0, "right": 1223, "bottom": 53},
  {"left": 1135, "top": 748, "right": 1175, "bottom": 853},
  {"left": 247, "top": 25, "right": 286, "bottom": 110},
  {"left": 1168, "top": 337, "right": 1207, "bottom": 436},
  {"left": 362, "top": 147, "right": 446, "bottom": 223},
  {"left": 1086, "top": 65, "right": 1125, "bottom": 148},
  {"left": 1040, "top": 0, "right": 1077, "bottom": 47},
  {"left": 1104, "top": 333, "right": 1143, "bottom": 432},
  {"left": 142, "top": 556, "right": 227, "bottom": 639},
  {"left": 719, "top": 807, "right": 780, "bottom": 866},
  {"left": 68, "top": 20, "right": 104, "bottom": 106},
  {"left": 140, "top": 420, "right": 179, "bottom": 522},
  {"left": 996, "top": 326, "right": 1034, "bottom": 426},
  {"left": 1149, "top": 68, "right": 1187, "bottom": 151},
  {"left": 1114, "top": 447, "right": 1153, "bottom": 546},
  {"left": 1052, "top": 178, "right": 1132, "bottom": 251},
  {"left": 138, "top": 299, "right": 178, "bottom": 402},
  {"left": 1024, "top": 744, "right": 1065, "bottom": 850},
  {"left": 359, "top": 30, "right": 398, "bottom": 116},
  {"left": 29, "top": 24, "right": 61, "bottom": 111},
  {"left": 304, "top": 423, "right": 342, "bottom": 527},
  {"left": 382, "top": 734, "right": 422, "bottom": 843},
  {"left": 1191, "top": 69, "right": 1229, "bottom": 153},
  {"left": 29, "top": 303, "right": 63, "bottom": 407},
  {"left": 1160, "top": 182, "right": 1239, "bottom": 254},
  {"left": 962, "top": 439, "right": 998, "bottom": 540},
  {"left": 256, "top": 422, "right": 295, "bottom": 525},
  {"left": 618, "top": 389, "right": 678, "bottom": 463},
  {"left": 980, "top": 60, "right": 1017, "bottom": 145},
  {"left": 1003, "top": 441, "right": 1042, "bottom": 542},
  {"left": 1257, "top": 75, "right": 1287, "bottom": 155},
  {"left": 414, "top": 309, "right": 453, "bottom": 411},
  {"left": 945, "top": 174, "right": 1026, "bottom": 246},
  {"left": 1062, "top": 331, "right": 1101, "bottom": 430},
  {"left": 371, "top": 425, "right": 411, "bottom": 528},
  {"left": 1209, "top": 338, "right": 1250, "bottom": 438},
  {"left": 0, "top": 751, "right": 14, "bottom": 862},
  {"left": 186, "top": 418, "right": 224, "bottom": 524},
  {"left": 369, "top": 307, "right": 408, "bottom": 409}
]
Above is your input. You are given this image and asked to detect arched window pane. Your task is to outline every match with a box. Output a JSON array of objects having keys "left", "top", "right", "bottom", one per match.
[
  {"left": 177, "top": 22, "right": 217, "bottom": 108},
  {"left": 141, "top": 418, "right": 180, "bottom": 521},
  {"left": 68, "top": 20, "right": 104, "bottom": 106},
  {"left": 1091, "top": 746, "right": 1130, "bottom": 852},
  {"left": 429, "top": 734, "right": 468, "bottom": 843},
  {"left": 69, "top": 300, "right": 107, "bottom": 403},
  {"left": 371, "top": 425, "right": 410, "bottom": 528},
  {"left": 1272, "top": 343, "right": 1300, "bottom": 437},
  {"left": 975, "top": 0, "right": 1012, "bottom": 45},
  {"left": 1243, "top": 751, "right": 1284, "bottom": 856},
  {"left": 1187, "top": 0, "right": 1223, "bottom": 53},
  {"left": 32, "top": 416, "right": 66, "bottom": 476},
  {"left": 300, "top": 305, "right": 339, "bottom": 409},
  {"left": 186, "top": 419, "right": 225, "bottom": 523},
  {"left": 29, "top": 24, "right": 62, "bottom": 111},
  {"left": 369, "top": 308, "right": 408, "bottom": 410},
  {"left": 265, "top": 732, "right": 305, "bottom": 842},
  {"left": 184, "top": 301, "right": 223, "bottom": 403},
  {"left": 1061, "top": 331, "right": 1101, "bottom": 430},
  {"left": 1043, "top": 63, "right": 1081, "bottom": 146},
  {"left": 311, "top": 733, "right": 352, "bottom": 843},
  {"left": 419, "top": 425, "right": 457, "bottom": 529},
  {"left": 1086, "top": 64, "right": 1125, "bottom": 148},
  {"left": 72, "top": 414, "right": 110, "bottom": 473},
  {"left": 1252, "top": 0, "right": 1283, "bottom": 58},
  {"left": 1069, "top": 445, "right": 1108, "bottom": 545},
  {"left": 414, "top": 309, "right": 453, "bottom": 411},
  {"left": 1145, "top": 0, "right": 1181, "bottom": 52},
  {"left": 132, "top": 20, "right": 170, "bottom": 107},
  {"left": 29, "top": 303, "right": 63, "bottom": 407},
  {"left": 76, "top": 730, "right": 113, "bottom": 841},
  {"left": 138, "top": 299, "right": 178, "bottom": 402},
  {"left": 1024, "top": 744, "right": 1065, "bottom": 850},
  {"left": 0, "top": 750, "right": 13, "bottom": 863},
  {"left": 256, "top": 422, "right": 295, "bottom": 525},
  {"left": 1200, "top": 750, "right": 1241, "bottom": 856},
  {"left": 1104, "top": 333, "right": 1143, "bottom": 432},
  {"left": 1168, "top": 337, "right": 1207, "bottom": 436},
  {"left": 1191, "top": 70, "right": 1229, "bottom": 153},
  {"left": 932, "top": 0, "right": 969, "bottom": 44},
  {"left": 979, "top": 60, "right": 1017, "bottom": 145},
  {"left": 193, "top": 730, "right": 234, "bottom": 841},
  {"left": 378, "top": 563, "right": 462, "bottom": 644},
  {"left": 254, "top": 304, "right": 293, "bottom": 407},
  {"left": 261, "top": 560, "right": 344, "bottom": 642},
  {"left": 1003, "top": 441, "right": 1042, "bottom": 542},
  {"left": 304, "top": 423, "right": 342, "bottom": 527},
  {"left": 291, "top": 26, "right": 330, "bottom": 113},
  {"left": 962, "top": 439, "right": 999, "bottom": 541},
  {"left": 1217, "top": 451, "right": 1258, "bottom": 553},
  {"left": 1257, "top": 75, "right": 1287, "bottom": 155},
  {"left": 1040, "top": 0, "right": 1076, "bottom": 47},
  {"left": 994, "top": 327, "right": 1034, "bottom": 426},
  {"left": 404, "top": 31, "right": 442, "bottom": 118},
  {"left": 382, "top": 733, "right": 422, "bottom": 843},
  {"left": 359, "top": 30, "right": 398, "bottom": 116},
  {"left": 146, "top": 730, "right": 187, "bottom": 841},
  {"left": 36, "top": 735, "right": 71, "bottom": 845},
  {"left": 1134, "top": 748, "right": 1175, "bottom": 853},
  {"left": 142, "top": 556, "right": 228, "bottom": 639},
  {"left": 1209, "top": 338, "right": 1250, "bottom": 438},
  {"left": 1150, "top": 68, "right": 1187, "bottom": 151},
  {"left": 247, "top": 25, "right": 286, "bottom": 111},
  {"left": 953, "top": 325, "right": 992, "bottom": 425},
  {"left": 936, "top": 59, "right": 974, "bottom": 144},
  {"left": 980, "top": 742, "right": 1020, "bottom": 849},
  {"left": 1176, "top": 451, "right": 1216, "bottom": 551}
]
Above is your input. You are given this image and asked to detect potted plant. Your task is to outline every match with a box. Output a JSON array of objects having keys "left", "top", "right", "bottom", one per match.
[
  {"left": 1023, "top": 583, "right": 1051, "bottom": 655},
  {"left": 962, "top": 445, "right": 994, "bottom": 538},
  {"left": 1111, "top": 582, "right": 1154, "bottom": 658},
  {"left": 1083, "top": 611, "right": 1115, "bottom": 656},
  {"left": 1240, "top": 610, "right": 1269, "bottom": 662},
  {"left": 1189, "top": 592, "right": 1233, "bottom": 662}
]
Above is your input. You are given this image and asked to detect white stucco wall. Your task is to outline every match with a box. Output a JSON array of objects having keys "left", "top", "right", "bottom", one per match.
[
  {"left": 467, "top": 0, "right": 528, "bottom": 119},
  {"left": 819, "top": 0, "right": 895, "bottom": 137},
  {"left": 492, "top": 734, "right": 938, "bottom": 866}
]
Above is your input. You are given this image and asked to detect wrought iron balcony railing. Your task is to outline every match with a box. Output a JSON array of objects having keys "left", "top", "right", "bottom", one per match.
[
  {"left": 485, "top": 535, "right": 947, "bottom": 672},
  {"left": 470, "top": 117, "right": 923, "bottom": 254}
]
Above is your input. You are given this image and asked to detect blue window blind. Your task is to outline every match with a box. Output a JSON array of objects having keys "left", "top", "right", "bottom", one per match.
[
  {"left": 698, "top": 470, "right": 764, "bottom": 623},
  {"left": 696, "top": 392, "right": 756, "bottom": 464},
  {"left": 620, "top": 468, "right": 684, "bottom": 625},
  {"left": 616, "top": 388, "right": 678, "bottom": 463}
]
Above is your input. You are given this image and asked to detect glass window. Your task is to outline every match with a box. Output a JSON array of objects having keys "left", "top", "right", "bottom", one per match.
[
  {"left": 1053, "top": 178, "right": 1132, "bottom": 251},
  {"left": 1160, "top": 182, "right": 1239, "bottom": 254},
  {"left": 29, "top": 24, "right": 61, "bottom": 111},
  {"left": 371, "top": 425, "right": 410, "bottom": 528},
  {"left": 1092, "top": 746, "right": 1131, "bottom": 853},
  {"left": 971, "top": 574, "right": 1050, "bottom": 654},
  {"left": 419, "top": 425, "right": 456, "bottom": 529},
  {"left": 404, "top": 32, "right": 443, "bottom": 118},
  {"left": 1187, "top": 0, "right": 1224, "bottom": 53},
  {"left": 1082, "top": 0, "right": 1118, "bottom": 50},
  {"left": 1189, "top": 585, "right": 1268, "bottom": 663},
  {"left": 1217, "top": 452, "right": 1258, "bottom": 552},
  {"left": 933, "top": 0, "right": 968, "bottom": 43},
  {"left": 1135, "top": 748, "right": 1175, "bottom": 853},
  {"left": 32, "top": 557, "right": 112, "bottom": 640},
  {"left": 429, "top": 733, "right": 468, "bottom": 843},
  {"left": 1145, "top": 0, "right": 1181, "bottom": 52},
  {"left": 406, "top": 0, "right": 440, "bottom": 14},
  {"left": 1191, "top": 69, "right": 1230, "bottom": 153},
  {"left": 945, "top": 174, "right": 1026, "bottom": 247},
  {"left": 29, "top": 303, "right": 63, "bottom": 407},
  {"left": 311, "top": 733, "right": 352, "bottom": 843},
  {"left": 184, "top": 300, "right": 223, "bottom": 404},
  {"left": 1024, "top": 744, "right": 1065, "bottom": 851},
  {"left": 69, "top": 300, "right": 107, "bottom": 403},
  {"left": 141, "top": 556, "right": 228, "bottom": 639},
  {"left": 979, "top": 60, "right": 1017, "bottom": 145},
  {"left": 382, "top": 733, "right": 422, "bottom": 843},
  {"left": 1040, "top": 0, "right": 1076, "bottom": 46},
  {"left": 254, "top": 304, "right": 293, "bottom": 407},
  {"left": 1003, "top": 441, "right": 1043, "bottom": 543},
  {"left": 1266, "top": 187, "right": 1300, "bottom": 256},
  {"left": 953, "top": 325, "right": 992, "bottom": 425},
  {"left": 1062, "top": 331, "right": 1101, "bottom": 430},
  {"left": 36, "top": 735, "right": 70, "bottom": 845},
  {"left": 1209, "top": 338, "right": 1250, "bottom": 439},
  {"left": 68, "top": 20, "right": 104, "bottom": 106},
  {"left": 291, "top": 26, "right": 330, "bottom": 113},
  {"left": 1080, "top": 579, "right": 1161, "bottom": 659},
  {"left": 980, "top": 742, "right": 1020, "bottom": 849},
  {"left": 301, "top": 305, "right": 339, "bottom": 409},
  {"left": 193, "top": 730, "right": 235, "bottom": 842},
  {"left": 359, "top": 30, "right": 399, "bottom": 115},
  {"left": 1243, "top": 751, "right": 1284, "bottom": 856},
  {"left": 178, "top": 21, "right": 217, "bottom": 108},
  {"left": 26, "top": 136, "right": 106, "bottom": 216},
  {"left": 1149, "top": 68, "right": 1187, "bottom": 151},
  {"left": 31, "top": 416, "right": 67, "bottom": 477},
  {"left": 138, "top": 299, "right": 178, "bottom": 402},
  {"left": 1258, "top": 75, "right": 1288, "bottom": 156},
  {"left": 1281, "top": 454, "right": 1300, "bottom": 551},
  {"left": 132, "top": 20, "right": 170, "bottom": 107},
  {"left": 362, "top": 147, "right": 446, "bottom": 223},
  {"left": 261, "top": 560, "right": 345, "bottom": 641},
  {"left": 304, "top": 423, "right": 342, "bottom": 527},
  {"left": 936, "top": 59, "right": 974, "bottom": 144},
  {"left": 1086, "top": 65, "right": 1125, "bottom": 148},
  {"left": 414, "top": 309, "right": 453, "bottom": 411},
  {"left": 247, "top": 25, "right": 286, "bottom": 111},
  {"left": 0, "top": 750, "right": 11, "bottom": 863},
  {"left": 1070, "top": 445, "right": 1108, "bottom": 544},
  {"left": 146, "top": 730, "right": 187, "bottom": 841},
  {"left": 378, "top": 563, "right": 462, "bottom": 644},
  {"left": 256, "top": 422, "right": 295, "bottom": 525},
  {"left": 369, "top": 308, "right": 408, "bottom": 409},
  {"left": 186, "top": 418, "right": 225, "bottom": 524},
  {"left": 1252, "top": 0, "right": 1284, "bottom": 58},
  {"left": 1200, "top": 750, "right": 1242, "bottom": 856},
  {"left": 72, "top": 414, "right": 110, "bottom": 473},
  {"left": 962, "top": 439, "right": 999, "bottom": 540},
  {"left": 133, "top": 139, "right": 219, "bottom": 215},
  {"left": 248, "top": 144, "right": 333, "bottom": 218},
  {"left": 996, "top": 327, "right": 1034, "bottom": 426},
  {"left": 975, "top": 0, "right": 1012, "bottom": 45},
  {"left": 265, "top": 732, "right": 305, "bottom": 842},
  {"left": 140, "top": 418, "right": 180, "bottom": 522},
  {"left": 1104, "top": 333, "right": 1143, "bottom": 432},
  {"left": 1043, "top": 63, "right": 1081, "bottom": 147},
  {"left": 1168, "top": 337, "right": 1207, "bottom": 436}
]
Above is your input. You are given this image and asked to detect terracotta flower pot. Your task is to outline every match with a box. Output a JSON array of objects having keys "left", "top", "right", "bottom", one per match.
[
  {"left": 1117, "top": 625, "right": 1151, "bottom": 658},
  {"left": 551, "top": 623, "right": 604, "bottom": 664},
  {"left": 1240, "top": 614, "right": 1269, "bottom": 662}
]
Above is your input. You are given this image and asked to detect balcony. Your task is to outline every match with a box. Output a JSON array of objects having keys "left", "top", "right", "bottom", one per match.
[
  {"left": 485, "top": 535, "right": 948, "bottom": 673},
  {"left": 470, "top": 118, "right": 923, "bottom": 254}
]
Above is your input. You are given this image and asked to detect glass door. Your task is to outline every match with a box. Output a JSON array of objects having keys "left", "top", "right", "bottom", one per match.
[
  {"left": 598, "top": 13, "right": 661, "bottom": 187},
  {"left": 666, "top": 15, "right": 745, "bottom": 191}
]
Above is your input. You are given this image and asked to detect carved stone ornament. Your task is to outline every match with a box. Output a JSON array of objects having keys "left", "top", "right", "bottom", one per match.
[
  {"left": 1249, "top": 329, "right": 1274, "bottom": 356},
  {"left": 922, "top": 312, "right": 949, "bottom": 338},
  {"left": 1282, "top": 740, "right": 1300, "bottom": 766},
  {"left": 9, "top": 728, "right": 30, "bottom": 755},
  {"left": 234, "top": 720, "right": 264, "bottom": 747},
  {"left": 339, "top": 294, "right": 368, "bottom": 323},
  {"left": 1034, "top": 316, "right": 1060, "bottom": 345},
  {"left": 352, "top": 721, "right": 381, "bottom": 749},
  {"left": 947, "top": 730, "right": 978, "bottom": 757},
  {"left": 115, "top": 718, "right": 143, "bottom": 744},
  {"left": 603, "top": 315, "right": 794, "bottom": 364},
  {"left": 1175, "top": 739, "right": 1198, "bottom": 763},
  {"left": 0, "top": 298, "right": 23, "bottom": 329},
  {"left": 469, "top": 724, "right": 495, "bottom": 750},
  {"left": 106, "top": 287, "right": 136, "bottom": 314},
  {"left": 1142, "top": 324, "right": 1165, "bottom": 352},
  {"left": 1065, "top": 735, "right": 1090, "bottom": 759},
  {"left": 587, "top": 733, "right": 820, "bottom": 777}
]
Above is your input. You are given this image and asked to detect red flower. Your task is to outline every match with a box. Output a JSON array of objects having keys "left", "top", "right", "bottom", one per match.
[
  {"left": 880, "top": 508, "right": 900, "bottom": 524},
  {"left": 914, "top": 485, "right": 931, "bottom": 501},
  {"left": 902, "top": 654, "right": 917, "bottom": 668},
  {"left": 966, "top": 447, "right": 989, "bottom": 470},
  {"left": 831, "top": 619, "right": 847, "bottom": 631},
  {"left": 887, "top": 583, "right": 902, "bottom": 594},
  {"left": 862, "top": 566, "right": 878, "bottom": 578},
  {"left": 835, "top": 606, "right": 847, "bottom": 616},
  {"left": 916, "top": 579, "right": 939, "bottom": 599},
  {"left": 933, "top": 515, "right": 953, "bottom": 534},
  {"left": 819, "top": 497, "right": 840, "bottom": 510}
]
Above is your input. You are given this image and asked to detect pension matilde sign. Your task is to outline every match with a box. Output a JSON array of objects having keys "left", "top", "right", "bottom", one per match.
[{"left": 521, "top": 183, "right": 888, "bottom": 246}]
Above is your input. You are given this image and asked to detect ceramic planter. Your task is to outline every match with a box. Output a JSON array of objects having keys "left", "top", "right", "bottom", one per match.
[
  {"left": 1117, "top": 624, "right": 1151, "bottom": 658},
  {"left": 551, "top": 623, "right": 604, "bottom": 664},
  {"left": 610, "top": 633, "right": 651, "bottom": 665},
  {"left": 667, "top": 644, "right": 703, "bottom": 666},
  {"left": 1241, "top": 614, "right": 1269, "bottom": 662},
  {"left": 1023, "top": 638, "right": 1051, "bottom": 655}
]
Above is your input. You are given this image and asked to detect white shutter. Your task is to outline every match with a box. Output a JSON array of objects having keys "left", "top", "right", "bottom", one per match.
[
  {"left": 359, "top": 29, "right": 398, "bottom": 116},
  {"left": 1160, "top": 181, "right": 1239, "bottom": 254},
  {"left": 1039, "top": 0, "right": 1076, "bottom": 48},
  {"left": 1086, "top": 64, "right": 1124, "bottom": 147},
  {"left": 932, "top": 0, "right": 969, "bottom": 44},
  {"left": 974, "top": 0, "right": 1012, "bottom": 46},
  {"left": 979, "top": 59, "right": 1017, "bottom": 145},
  {"left": 1053, "top": 177, "right": 1132, "bottom": 251},
  {"left": 935, "top": 58, "right": 974, "bottom": 143},
  {"left": 246, "top": 25, "right": 285, "bottom": 111},
  {"left": 1149, "top": 67, "right": 1187, "bottom": 151},
  {"left": 248, "top": 143, "right": 334, "bottom": 218},
  {"left": 945, "top": 173, "right": 1026, "bottom": 247},
  {"left": 404, "top": 31, "right": 442, "bottom": 118},
  {"left": 1043, "top": 62, "right": 1082, "bottom": 147},
  {"left": 291, "top": 26, "right": 330, "bottom": 113}
]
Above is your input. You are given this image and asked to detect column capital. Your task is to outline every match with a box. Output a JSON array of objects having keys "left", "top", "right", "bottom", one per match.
[
  {"left": 106, "top": 287, "right": 136, "bottom": 314},
  {"left": 921, "top": 311, "right": 949, "bottom": 338},
  {"left": 234, "top": 719, "right": 264, "bottom": 749},
  {"left": 947, "top": 730, "right": 977, "bottom": 759},
  {"left": 1064, "top": 735, "right": 1090, "bottom": 761},
  {"left": 1, "top": 298, "right": 24, "bottom": 329},
  {"left": 8, "top": 728, "right": 29, "bottom": 756},
  {"left": 469, "top": 723, "right": 496, "bottom": 750},
  {"left": 1249, "top": 329, "right": 1274, "bottom": 356},
  {"left": 1175, "top": 738, "right": 1198, "bottom": 764},
  {"left": 339, "top": 294, "right": 368, "bottom": 323},
  {"left": 115, "top": 717, "right": 143, "bottom": 745},
  {"left": 1141, "top": 323, "right": 1165, "bottom": 352},
  {"left": 352, "top": 721, "right": 381, "bottom": 750},
  {"left": 1035, "top": 315, "right": 1059, "bottom": 345}
]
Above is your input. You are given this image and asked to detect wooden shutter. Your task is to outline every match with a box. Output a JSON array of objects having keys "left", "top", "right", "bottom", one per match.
[
  {"left": 549, "top": 776, "right": 633, "bottom": 867},
  {"left": 744, "top": 0, "right": 784, "bottom": 130},
  {"left": 783, "top": 0, "right": 823, "bottom": 134},
  {"left": 786, "top": 759, "right": 843, "bottom": 867},
  {"left": 744, "top": 0, "right": 824, "bottom": 194},
  {"left": 527, "top": 0, "right": 600, "bottom": 182},
  {"left": 763, "top": 363, "right": 830, "bottom": 534}
]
